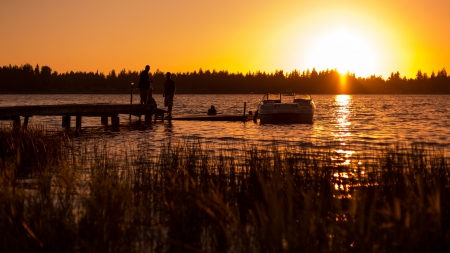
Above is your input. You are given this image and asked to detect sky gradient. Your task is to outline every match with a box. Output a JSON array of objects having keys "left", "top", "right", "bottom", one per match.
[{"left": 1, "top": 0, "right": 449, "bottom": 78}]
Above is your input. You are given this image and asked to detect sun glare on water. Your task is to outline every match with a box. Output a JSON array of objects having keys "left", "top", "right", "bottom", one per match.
[{"left": 305, "top": 27, "right": 380, "bottom": 77}]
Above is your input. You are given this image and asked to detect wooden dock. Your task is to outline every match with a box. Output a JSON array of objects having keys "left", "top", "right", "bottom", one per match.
[
  {"left": 0, "top": 101, "right": 255, "bottom": 133},
  {"left": 168, "top": 102, "right": 254, "bottom": 122},
  {"left": 0, "top": 103, "right": 163, "bottom": 132},
  {"left": 170, "top": 114, "right": 254, "bottom": 122}
]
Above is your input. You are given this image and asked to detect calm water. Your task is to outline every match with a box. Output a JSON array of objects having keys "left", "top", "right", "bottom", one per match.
[{"left": 1, "top": 94, "right": 450, "bottom": 164}]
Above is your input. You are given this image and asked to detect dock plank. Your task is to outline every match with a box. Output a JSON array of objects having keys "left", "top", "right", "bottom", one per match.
[
  {"left": 0, "top": 103, "right": 155, "bottom": 118},
  {"left": 170, "top": 114, "right": 254, "bottom": 122},
  {"left": 0, "top": 104, "right": 165, "bottom": 133},
  {"left": 0, "top": 103, "right": 254, "bottom": 129}
]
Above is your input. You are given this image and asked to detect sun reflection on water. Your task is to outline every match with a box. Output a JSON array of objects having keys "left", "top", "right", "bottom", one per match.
[
  {"left": 332, "top": 95, "right": 353, "bottom": 162},
  {"left": 331, "top": 95, "right": 359, "bottom": 193}
]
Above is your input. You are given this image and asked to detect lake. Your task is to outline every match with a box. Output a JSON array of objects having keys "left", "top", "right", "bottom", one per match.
[{"left": 1, "top": 94, "right": 450, "bottom": 165}]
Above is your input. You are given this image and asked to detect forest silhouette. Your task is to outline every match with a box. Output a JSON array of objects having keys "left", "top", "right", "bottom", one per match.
[{"left": 0, "top": 64, "right": 449, "bottom": 94}]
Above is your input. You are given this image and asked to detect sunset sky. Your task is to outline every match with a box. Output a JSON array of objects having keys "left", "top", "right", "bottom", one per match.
[{"left": 1, "top": 0, "right": 449, "bottom": 78}]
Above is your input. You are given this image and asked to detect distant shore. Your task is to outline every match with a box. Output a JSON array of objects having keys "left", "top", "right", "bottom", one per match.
[{"left": 1, "top": 64, "right": 449, "bottom": 94}]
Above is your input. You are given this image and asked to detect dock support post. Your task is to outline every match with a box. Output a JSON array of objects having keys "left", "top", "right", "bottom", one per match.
[
  {"left": 101, "top": 115, "right": 108, "bottom": 125},
  {"left": 130, "top": 86, "right": 133, "bottom": 120},
  {"left": 76, "top": 115, "right": 82, "bottom": 134},
  {"left": 243, "top": 102, "right": 247, "bottom": 121},
  {"left": 111, "top": 115, "right": 120, "bottom": 131},
  {"left": 23, "top": 116, "right": 29, "bottom": 130},
  {"left": 145, "top": 112, "right": 152, "bottom": 124},
  {"left": 13, "top": 116, "right": 21, "bottom": 130},
  {"left": 62, "top": 115, "right": 71, "bottom": 129}
]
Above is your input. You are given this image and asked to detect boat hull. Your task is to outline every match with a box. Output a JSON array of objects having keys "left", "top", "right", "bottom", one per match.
[
  {"left": 257, "top": 93, "right": 315, "bottom": 124},
  {"left": 259, "top": 112, "right": 314, "bottom": 124}
]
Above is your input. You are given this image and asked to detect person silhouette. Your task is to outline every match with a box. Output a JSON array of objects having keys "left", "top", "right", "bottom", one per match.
[
  {"left": 163, "top": 72, "right": 176, "bottom": 118},
  {"left": 207, "top": 105, "right": 217, "bottom": 115},
  {"left": 138, "top": 65, "right": 153, "bottom": 104}
]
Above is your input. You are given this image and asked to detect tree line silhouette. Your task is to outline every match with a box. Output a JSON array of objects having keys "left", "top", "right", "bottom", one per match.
[{"left": 1, "top": 63, "right": 449, "bottom": 94}]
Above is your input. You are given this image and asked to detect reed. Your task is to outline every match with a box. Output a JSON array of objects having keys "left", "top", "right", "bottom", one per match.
[{"left": 1, "top": 128, "right": 450, "bottom": 252}]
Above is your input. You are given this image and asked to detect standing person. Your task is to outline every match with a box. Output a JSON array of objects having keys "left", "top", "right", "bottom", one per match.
[
  {"left": 163, "top": 72, "right": 176, "bottom": 118},
  {"left": 138, "top": 65, "right": 152, "bottom": 104}
]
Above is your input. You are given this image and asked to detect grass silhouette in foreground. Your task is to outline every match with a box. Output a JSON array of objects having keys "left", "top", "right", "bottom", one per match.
[{"left": 1, "top": 127, "right": 450, "bottom": 252}]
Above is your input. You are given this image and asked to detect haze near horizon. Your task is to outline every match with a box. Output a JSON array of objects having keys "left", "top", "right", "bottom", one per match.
[{"left": 1, "top": 0, "right": 449, "bottom": 79}]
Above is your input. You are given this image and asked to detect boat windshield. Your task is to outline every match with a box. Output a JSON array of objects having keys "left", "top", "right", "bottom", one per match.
[
  {"left": 263, "top": 93, "right": 311, "bottom": 103},
  {"left": 293, "top": 94, "right": 311, "bottom": 100},
  {"left": 264, "top": 93, "right": 281, "bottom": 103}
]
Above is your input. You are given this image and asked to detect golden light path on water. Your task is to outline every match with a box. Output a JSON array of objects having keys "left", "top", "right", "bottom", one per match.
[
  {"left": 332, "top": 95, "right": 360, "bottom": 193},
  {"left": 333, "top": 94, "right": 354, "bottom": 165}
]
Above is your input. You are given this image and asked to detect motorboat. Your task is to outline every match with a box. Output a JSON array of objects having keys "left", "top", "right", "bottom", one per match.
[{"left": 257, "top": 93, "right": 315, "bottom": 124}]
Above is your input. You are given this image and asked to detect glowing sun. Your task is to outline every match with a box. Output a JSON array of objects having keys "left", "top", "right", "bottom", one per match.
[{"left": 305, "top": 27, "right": 380, "bottom": 77}]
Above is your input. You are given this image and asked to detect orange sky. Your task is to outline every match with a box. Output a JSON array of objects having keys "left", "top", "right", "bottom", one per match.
[{"left": 1, "top": 0, "right": 449, "bottom": 78}]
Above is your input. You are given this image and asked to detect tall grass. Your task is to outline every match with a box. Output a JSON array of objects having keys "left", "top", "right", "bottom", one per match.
[{"left": 1, "top": 127, "right": 450, "bottom": 252}]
